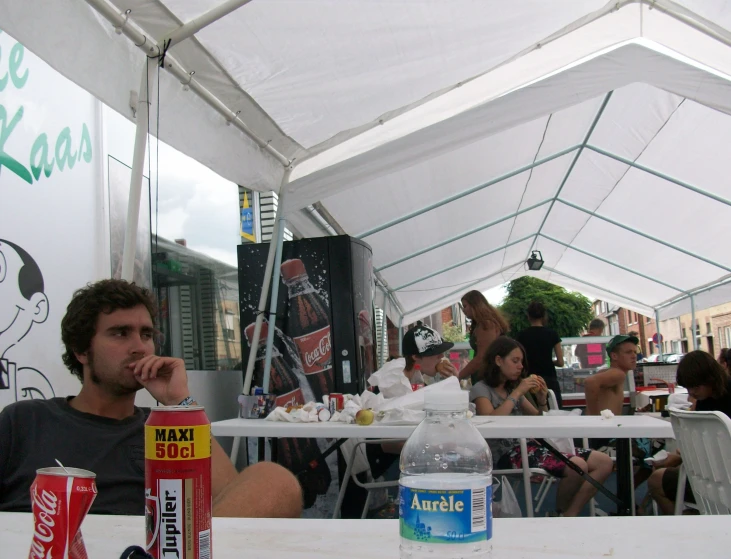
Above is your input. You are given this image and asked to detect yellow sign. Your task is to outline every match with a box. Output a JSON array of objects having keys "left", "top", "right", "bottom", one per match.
[{"left": 144, "top": 425, "right": 211, "bottom": 460}]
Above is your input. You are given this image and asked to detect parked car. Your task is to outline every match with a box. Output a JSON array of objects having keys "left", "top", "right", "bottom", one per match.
[
  {"left": 642, "top": 354, "right": 663, "bottom": 363},
  {"left": 663, "top": 353, "right": 684, "bottom": 363}
]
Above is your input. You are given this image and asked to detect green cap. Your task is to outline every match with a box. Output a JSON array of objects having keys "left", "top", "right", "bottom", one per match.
[{"left": 606, "top": 334, "right": 639, "bottom": 355}]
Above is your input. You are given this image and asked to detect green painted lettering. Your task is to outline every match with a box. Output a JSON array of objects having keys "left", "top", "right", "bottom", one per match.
[
  {"left": 54, "top": 127, "right": 77, "bottom": 171},
  {"left": 30, "top": 133, "right": 54, "bottom": 180},
  {"left": 79, "top": 123, "right": 92, "bottom": 163},
  {"left": 0, "top": 104, "right": 32, "bottom": 184},
  {"left": 9, "top": 42, "right": 28, "bottom": 89}
]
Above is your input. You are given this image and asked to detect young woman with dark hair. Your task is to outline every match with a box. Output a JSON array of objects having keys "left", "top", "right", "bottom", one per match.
[
  {"left": 649, "top": 350, "right": 731, "bottom": 514},
  {"left": 470, "top": 337, "right": 612, "bottom": 516},
  {"left": 458, "top": 290, "right": 509, "bottom": 384},
  {"left": 516, "top": 300, "right": 565, "bottom": 407}
]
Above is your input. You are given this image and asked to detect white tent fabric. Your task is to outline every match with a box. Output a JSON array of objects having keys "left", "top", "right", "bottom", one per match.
[{"left": 3, "top": 0, "right": 731, "bottom": 324}]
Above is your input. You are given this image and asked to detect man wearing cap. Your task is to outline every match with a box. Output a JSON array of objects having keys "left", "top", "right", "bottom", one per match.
[
  {"left": 401, "top": 323, "right": 459, "bottom": 385},
  {"left": 584, "top": 334, "right": 638, "bottom": 416}
]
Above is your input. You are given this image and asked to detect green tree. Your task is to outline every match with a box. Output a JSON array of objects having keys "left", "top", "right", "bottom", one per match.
[
  {"left": 441, "top": 320, "right": 467, "bottom": 343},
  {"left": 499, "top": 277, "right": 593, "bottom": 338}
]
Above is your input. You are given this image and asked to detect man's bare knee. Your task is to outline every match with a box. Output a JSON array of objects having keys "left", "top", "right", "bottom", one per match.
[
  {"left": 214, "top": 462, "right": 303, "bottom": 518},
  {"left": 648, "top": 468, "right": 665, "bottom": 497}
]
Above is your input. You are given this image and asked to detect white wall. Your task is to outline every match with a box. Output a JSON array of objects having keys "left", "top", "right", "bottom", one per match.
[{"left": 0, "top": 31, "right": 107, "bottom": 410}]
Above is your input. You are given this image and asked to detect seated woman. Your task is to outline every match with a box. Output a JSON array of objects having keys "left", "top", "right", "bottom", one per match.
[
  {"left": 648, "top": 350, "right": 731, "bottom": 514},
  {"left": 470, "top": 336, "right": 613, "bottom": 517}
]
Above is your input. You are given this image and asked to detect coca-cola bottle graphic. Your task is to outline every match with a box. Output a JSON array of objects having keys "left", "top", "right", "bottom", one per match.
[
  {"left": 280, "top": 258, "right": 334, "bottom": 401},
  {"left": 244, "top": 322, "right": 314, "bottom": 407},
  {"left": 243, "top": 321, "right": 330, "bottom": 504}
]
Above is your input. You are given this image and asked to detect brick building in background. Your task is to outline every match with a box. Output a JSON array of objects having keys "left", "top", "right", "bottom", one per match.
[{"left": 592, "top": 299, "right": 731, "bottom": 358}]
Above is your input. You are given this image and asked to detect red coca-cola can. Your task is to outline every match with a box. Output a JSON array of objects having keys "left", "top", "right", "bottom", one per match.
[
  {"left": 411, "top": 383, "right": 425, "bottom": 391},
  {"left": 145, "top": 406, "right": 212, "bottom": 559},
  {"left": 329, "top": 393, "right": 344, "bottom": 411},
  {"left": 28, "top": 467, "right": 97, "bottom": 559}
]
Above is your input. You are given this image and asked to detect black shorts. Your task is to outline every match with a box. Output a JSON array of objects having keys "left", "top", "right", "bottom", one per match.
[{"left": 661, "top": 466, "right": 695, "bottom": 504}]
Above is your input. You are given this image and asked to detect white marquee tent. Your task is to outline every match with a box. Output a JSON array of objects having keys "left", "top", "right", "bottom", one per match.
[{"left": 4, "top": 1, "right": 731, "bottom": 366}]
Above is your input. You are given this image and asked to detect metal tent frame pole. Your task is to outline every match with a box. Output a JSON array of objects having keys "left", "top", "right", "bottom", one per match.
[
  {"left": 262, "top": 185, "right": 292, "bottom": 392},
  {"left": 398, "top": 317, "right": 403, "bottom": 355},
  {"left": 163, "top": 0, "right": 254, "bottom": 46},
  {"left": 242, "top": 173, "right": 290, "bottom": 395},
  {"left": 121, "top": 61, "right": 156, "bottom": 281},
  {"left": 690, "top": 295, "right": 698, "bottom": 350},
  {"left": 655, "top": 310, "right": 663, "bottom": 358}
]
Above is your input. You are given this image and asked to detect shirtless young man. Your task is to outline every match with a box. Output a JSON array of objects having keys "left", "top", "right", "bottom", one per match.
[{"left": 584, "top": 334, "right": 638, "bottom": 416}]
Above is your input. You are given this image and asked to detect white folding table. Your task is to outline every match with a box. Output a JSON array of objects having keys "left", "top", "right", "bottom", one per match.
[
  {"left": 212, "top": 415, "right": 673, "bottom": 516},
  {"left": 2, "top": 512, "right": 726, "bottom": 558}
]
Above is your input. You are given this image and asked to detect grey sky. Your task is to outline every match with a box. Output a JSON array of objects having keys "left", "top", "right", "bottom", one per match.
[{"left": 104, "top": 106, "right": 240, "bottom": 267}]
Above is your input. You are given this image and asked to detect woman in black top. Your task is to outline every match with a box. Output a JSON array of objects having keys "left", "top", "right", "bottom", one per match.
[{"left": 515, "top": 301, "right": 565, "bottom": 407}]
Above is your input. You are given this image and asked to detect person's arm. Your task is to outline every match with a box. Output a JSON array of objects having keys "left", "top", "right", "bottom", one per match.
[
  {"left": 131, "top": 355, "right": 238, "bottom": 499},
  {"left": 474, "top": 377, "right": 540, "bottom": 416},
  {"left": 459, "top": 324, "right": 499, "bottom": 380},
  {"left": 523, "top": 376, "right": 549, "bottom": 416},
  {"left": 553, "top": 342, "right": 564, "bottom": 368},
  {"left": 584, "top": 369, "right": 626, "bottom": 415}
]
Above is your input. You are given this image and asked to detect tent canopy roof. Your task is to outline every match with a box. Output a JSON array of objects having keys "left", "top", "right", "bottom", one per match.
[{"left": 4, "top": 0, "right": 731, "bottom": 323}]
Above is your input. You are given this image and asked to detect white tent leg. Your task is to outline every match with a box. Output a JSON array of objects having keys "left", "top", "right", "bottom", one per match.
[
  {"left": 398, "top": 316, "right": 403, "bottom": 355},
  {"left": 121, "top": 61, "right": 156, "bottom": 281},
  {"left": 262, "top": 212, "right": 288, "bottom": 390},
  {"left": 655, "top": 310, "right": 664, "bottom": 358},
  {"left": 691, "top": 295, "right": 698, "bottom": 350},
  {"left": 243, "top": 173, "right": 290, "bottom": 394}
]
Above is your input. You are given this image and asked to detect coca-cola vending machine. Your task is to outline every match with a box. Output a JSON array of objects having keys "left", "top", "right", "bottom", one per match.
[
  {"left": 238, "top": 235, "right": 377, "bottom": 509},
  {"left": 238, "top": 235, "right": 377, "bottom": 398}
]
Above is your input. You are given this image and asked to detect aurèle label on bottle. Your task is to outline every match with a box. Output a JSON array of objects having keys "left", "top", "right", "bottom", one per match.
[{"left": 399, "top": 486, "right": 491, "bottom": 544}]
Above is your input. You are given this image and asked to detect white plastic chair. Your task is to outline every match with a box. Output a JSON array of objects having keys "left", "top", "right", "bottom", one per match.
[
  {"left": 670, "top": 409, "right": 731, "bottom": 515},
  {"left": 332, "top": 438, "right": 402, "bottom": 519}
]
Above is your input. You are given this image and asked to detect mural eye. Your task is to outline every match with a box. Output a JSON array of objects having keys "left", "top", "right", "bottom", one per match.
[{"left": 0, "top": 252, "right": 6, "bottom": 283}]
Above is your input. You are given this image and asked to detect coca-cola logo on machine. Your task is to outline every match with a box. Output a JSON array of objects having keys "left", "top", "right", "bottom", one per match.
[{"left": 295, "top": 327, "right": 332, "bottom": 375}]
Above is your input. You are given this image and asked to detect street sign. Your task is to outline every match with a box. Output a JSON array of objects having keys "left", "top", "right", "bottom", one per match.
[{"left": 652, "top": 333, "right": 663, "bottom": 344}]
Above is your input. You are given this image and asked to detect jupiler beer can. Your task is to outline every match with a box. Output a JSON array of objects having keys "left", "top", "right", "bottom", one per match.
[
  {"left": 145, "top": 406, "right": 212, "bottom": 559},
  {"left": 28, "top": 467, "right": 97, "bottom": 559}
]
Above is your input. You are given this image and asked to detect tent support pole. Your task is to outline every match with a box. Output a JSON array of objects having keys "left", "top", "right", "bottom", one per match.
[
  {"left": 656, "top": 274, "right": 731, "bottom": 311},
  {"left": 690, "top": 295, "right": 698, "bottom": 350},
  {"left": 398, "top": 317, "right": 403, "bottom": 355},
  {"left": 262, "top": 184, "right": 291, "bottom": 392},
  {"left": 381, "top": 305, "right": 388, "bottom": 367},
  {"left": 393, "top": 234, "right": 535, "bottom": 291},
  {"left": 655, "top": 310, "right": 663, "bottom": 358},
  {"left": 526, "top": 91, "right": 613, "bottom": 260},
  {"left": 164, "top": 0, "right": 254, "bottom": 46},
  {"left": 585, "top": 145, "right": 731, "bottom": 208},
  {"left": 243, "top": 172, "right": 290, "bottom": 395},
  {"left": 376, "top": 199, "right": 551, "bottom": 272},
  {"left": 543, "top": 266, "right": 649, "bottom": 310},
  {"left": 559, "top": 199, "right": 731, "bottom": 274},
  {"left": 121, "top": 61, "right": 156, "bottom": 281},
  {"left": 540, "top": 234, "right": 686, "bottom": 294},
  {"left": 405, "top": 261, "right": 526, "bottom": 318},
  {"left": 357, "top": 145, "right": 580, "bottom": 239}
]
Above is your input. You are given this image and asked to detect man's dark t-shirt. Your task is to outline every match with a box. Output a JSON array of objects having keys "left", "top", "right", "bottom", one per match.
[
  {"left": 0, "top": 397, "right": 149, "bottom": 515},
  {"left": 695, "top": 378, "right": 731, "bottom": 417},
  {"left": 516, "top": 326, "right": 561, "bottom": 380}
]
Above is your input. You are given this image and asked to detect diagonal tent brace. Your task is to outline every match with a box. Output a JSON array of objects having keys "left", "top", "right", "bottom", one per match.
[
  {"left": 357, "top": 145, "right": 580, "bottom": 240},
  {"left": 539, "top": 234, "right": 687, "bottom": 295}
]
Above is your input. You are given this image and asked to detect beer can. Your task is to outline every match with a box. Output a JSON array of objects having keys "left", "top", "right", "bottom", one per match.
[
  {"left": 145, "top": 406, "right": 212, "bottom": 559},
  {"left": 28, "top": 467, "right": 97, "bottom": 559}
]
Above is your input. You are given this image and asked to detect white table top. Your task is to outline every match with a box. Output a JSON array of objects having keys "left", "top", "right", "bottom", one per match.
[
  {"left": 1, "top": 512, "right": 726, "bottom": 558},
  {"left": 211, "top": 414, "right": 674, "bottom": 439}
]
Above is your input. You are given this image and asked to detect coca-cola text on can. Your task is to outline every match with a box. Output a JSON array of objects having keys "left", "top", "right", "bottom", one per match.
[
  {"left": 145, "top": 406, "right": 212, "bottom": 559},
  {"left": 28, "top": 467, "right": 97, "bottom": 559}
]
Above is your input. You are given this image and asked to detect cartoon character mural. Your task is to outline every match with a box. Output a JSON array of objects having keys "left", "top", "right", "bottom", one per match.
[{"left": 0, "top": 239, "right": 55, "bottom": 405}]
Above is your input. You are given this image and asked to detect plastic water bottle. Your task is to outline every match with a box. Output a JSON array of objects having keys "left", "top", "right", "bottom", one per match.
[{"left": 399, "top": 390, "right": 492, "bottom": 559}]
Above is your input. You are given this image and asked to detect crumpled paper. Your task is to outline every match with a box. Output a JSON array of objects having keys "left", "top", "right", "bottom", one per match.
[
  {"left": 367, "top": 358, "right": 412, "bottom": 398},
  {"left": 265, "top": 369, "right": 464, "bottom": 425}
]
